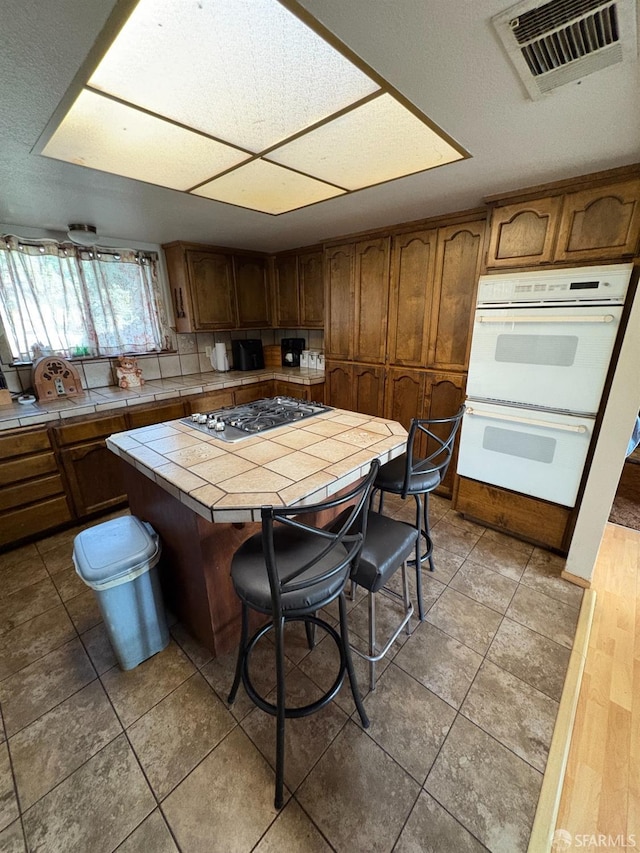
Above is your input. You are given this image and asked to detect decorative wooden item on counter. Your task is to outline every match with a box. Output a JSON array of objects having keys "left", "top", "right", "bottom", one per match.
[
  {"left": 32, "top": 356, "right": 84, "bottom": 401},
  {"left": 116, "top": 355, "right": 144, "bottom": 389},
  {"left": 263, "top": 345, "right": 281, "bottom": 367}
]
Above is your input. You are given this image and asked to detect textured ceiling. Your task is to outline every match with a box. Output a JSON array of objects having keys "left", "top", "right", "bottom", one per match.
[{"left": 0, "top": 0, "right": 638, "bottom": 253}]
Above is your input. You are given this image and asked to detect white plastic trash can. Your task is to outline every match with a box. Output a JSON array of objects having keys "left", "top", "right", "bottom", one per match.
[{"left": 73, "top": 516, "right": 169, "bottom": 670}]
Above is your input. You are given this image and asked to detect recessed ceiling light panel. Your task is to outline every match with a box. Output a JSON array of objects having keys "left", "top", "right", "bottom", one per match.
[
  {"left": 267, "top": 93, "right": 464, "bottom": 190},
  {"left": 88, "top": 0, "right": 380, "bottom": 152},
  {"left": 42, "top": 89, "right": 249, "bottom": 190},
  {"left": 193, "top": 159, "right": 345, "bottom": 214},
  {"left": 38, "top": 0, "right": 469, "bottom": 214}
]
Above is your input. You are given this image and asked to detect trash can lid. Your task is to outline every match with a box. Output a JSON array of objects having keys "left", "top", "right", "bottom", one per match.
[{"left": 73, "top": 516, "right": 160, "bottom": 587}]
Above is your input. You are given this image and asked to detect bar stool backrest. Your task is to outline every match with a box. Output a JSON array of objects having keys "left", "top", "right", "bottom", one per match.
[
  {"left": 260, "top": 459, "right": 379, "bottom": 612},
  {"left": 402, "top": 405, "right": 466, "bottom": 497}
]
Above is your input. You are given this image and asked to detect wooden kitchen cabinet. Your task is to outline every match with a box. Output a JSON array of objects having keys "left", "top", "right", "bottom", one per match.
[
  {"left": 325, "top": 361, "right": 384, "bottom": 416},
  {"left": 384, "top": 368, "right": 425, "bottom": 432},
  {"left": 485, "top": 169, "right": 640, "bottom": 269},
  {"left": 234, "top": 381, "right": 275, "bottom": 404},
  {"left": 387, "top": 229, "right": 437, "bottom": 368},
  {"left": 234, "top": 255, "right": 270, "bottom": 327},
  {"left": 164, "top": 242, "right": 273, "bottom": 331},
  {"left": 325, "top": 361, "right": 354, "bottom": 411},
  {"left": 325, "top": 238, "right": 389, "bottom": 364},
  {"left": 52, "top": 413, "right": 128, "bottom": 518},
  {"left": 272, "top": 381, "right": 323, "bottom": 402},
  {"left": 272, "top": 248, "right": 324, "bottom": 329},
  {"left": 0, "top": 426, "right": 72, "bottom": 549},
  {"left": 298, "top": 250, "right": 324, "bottom": 328},
  {"left": 325, "top": 244, "right": 355, "bottom": 360},
  {"left": 187, "top": 389, "right": 235, "bottom": 412},
  {"left": 272, "top": 254, "right": 300, "bottom": 328},
  {"left": 422, "top": 371, "right": 466, "bottom": 497},
  {"left": 387, "top": 216, "right": 484, "bottom": 371},
  {"left": 163, "top": 243, "right": 237, "bottom": 331},
  {"left": 454, "top": 476, "right": 571, "bottom": 552},
  {"left": 428, "top": 222, "right": 484, "bottom": 371},
  {"left": 555, "top": 177, "right": 640, "bottom": 262},
  {"left": 127, "top": 399, "right": 186, "bottom": 429},
  {"left": 485, "top": 197, "right": 561, "bottom": 268},
  {"left": 353, "top": 364, "right": 385, "bottom": 417},
  {"left": 59, "top": 441, "right": 126, "bottom": 518},
  {"left": 383, "top": 368, "right": 464, "bottom": 497},
  {"left": 353, "top": 238, "right": 390, "bottom": 364}
]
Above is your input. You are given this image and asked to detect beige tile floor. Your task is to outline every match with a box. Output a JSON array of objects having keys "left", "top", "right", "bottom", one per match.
[{"left": 0, "top": 494, "right": 583, "bottom": 853}]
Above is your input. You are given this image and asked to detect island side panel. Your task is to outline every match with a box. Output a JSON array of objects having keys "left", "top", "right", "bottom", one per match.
[{"left": 123, "top": 464, "right": 255, "bottom": 655}]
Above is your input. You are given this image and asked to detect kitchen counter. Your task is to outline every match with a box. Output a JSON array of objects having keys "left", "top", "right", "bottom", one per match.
[
  {"left": 0, "top": 367, "right": 325, "bottom": 430},
  {"left": 109, "top": 406, "right": 407, "bottom": 655}
]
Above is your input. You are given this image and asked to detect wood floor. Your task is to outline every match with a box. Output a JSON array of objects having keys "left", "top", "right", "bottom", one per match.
[{"left": 555, "top": 522, "right": 640, "bottom": 843}]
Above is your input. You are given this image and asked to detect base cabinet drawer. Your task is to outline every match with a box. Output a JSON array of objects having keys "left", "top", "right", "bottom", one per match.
[
  {"left": 0, "top": 452, "right": 59, "bottom": 488},
  {"left": 0, "top": 496, "right": 73, "bottom": 549},
  {"left": 0, "top": 474, "right": 66, "bottom": 513}
]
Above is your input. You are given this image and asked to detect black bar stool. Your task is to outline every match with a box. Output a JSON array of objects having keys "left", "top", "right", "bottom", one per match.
[
  {"left": 228, "top": 460, "right": 379, "bottom": 809},
  {"left": 374, "top": 406, "right": 465, "bottom": 621},
  {"left": 349, "top": 511, "right": 418, "bottom": 689}
]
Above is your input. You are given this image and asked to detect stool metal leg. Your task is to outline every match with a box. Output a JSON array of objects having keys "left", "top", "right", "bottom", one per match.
[
  {"left": 274, "top": 614, "right": 286, "bottom": 810},
  {"left": 338, "top": 593, "right": 370, "bottom": 729},
  {"left": 414, "top": 494, "right": 426, "bottom": 621},
  {"left": 423, "top": 492, "right": 435, "bottom": 573},
  {"left": 368, "top": 590, "right": 376, "bottom": 691},
  {"left": 228, "top": 602, "right": 249, "bottom": 705},
  {"left": 402, "top": 560, "right": 412, "bottom": 636},
  {"left": 304, "top": 619, "right": 316, "bottom": 650}
]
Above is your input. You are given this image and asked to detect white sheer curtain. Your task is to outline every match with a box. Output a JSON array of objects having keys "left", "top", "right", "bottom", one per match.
[{"left": 0, "top": 236, "right": 170, "bottom": 361}]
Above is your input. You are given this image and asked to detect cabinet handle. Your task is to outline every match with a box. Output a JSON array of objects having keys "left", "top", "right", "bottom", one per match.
[
  {"left": 476, "top": 314, "right": 615, "bottom": 324},
  {"left": 466, "top": 406, "right": 589, "bottom": 433}
]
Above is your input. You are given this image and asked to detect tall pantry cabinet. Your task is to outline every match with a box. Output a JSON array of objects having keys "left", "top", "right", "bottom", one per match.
[{"left": 324, "top": 211, "right": 486, "bottom": 497}]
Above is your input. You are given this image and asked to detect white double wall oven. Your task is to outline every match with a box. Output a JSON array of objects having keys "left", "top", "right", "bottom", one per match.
[{"left": 457, "top": 264, "right": 633, "bottom": 507}]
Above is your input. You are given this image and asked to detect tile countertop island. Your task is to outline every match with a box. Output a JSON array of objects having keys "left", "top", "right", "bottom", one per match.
[{"left": 106, "top": 405, "right": 408, "bottom": 656}]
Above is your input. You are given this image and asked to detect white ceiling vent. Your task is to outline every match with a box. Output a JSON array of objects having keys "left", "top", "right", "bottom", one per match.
[{"left": 492, "top": 0, "right": 637, "bottom": 99}]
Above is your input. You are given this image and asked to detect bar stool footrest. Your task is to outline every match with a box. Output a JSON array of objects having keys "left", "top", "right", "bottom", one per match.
[{"left": 242, "top": 615, "right": 345, "bottom": 719}]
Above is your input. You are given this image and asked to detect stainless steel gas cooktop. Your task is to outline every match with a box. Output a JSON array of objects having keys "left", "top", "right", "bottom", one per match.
[{"left": 182, "top": 396, "right": 332, "bottom": 442}]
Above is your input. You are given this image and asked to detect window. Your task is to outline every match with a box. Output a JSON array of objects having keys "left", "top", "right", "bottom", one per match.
[{"left": 0, "top": 236, "right": 170, "bottom": 362}]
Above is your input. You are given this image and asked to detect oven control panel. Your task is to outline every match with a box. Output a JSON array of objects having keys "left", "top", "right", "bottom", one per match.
[{"left": 477, "top": 263, "right": 632, "bottom": 306}]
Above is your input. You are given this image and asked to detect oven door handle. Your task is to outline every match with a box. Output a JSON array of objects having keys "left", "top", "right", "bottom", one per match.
[
  {"left": 466, "top": 407, "right": 589, "bottom": 433},
  {"left": 476, "top": 314, "right": 616, "bottom": 324}
]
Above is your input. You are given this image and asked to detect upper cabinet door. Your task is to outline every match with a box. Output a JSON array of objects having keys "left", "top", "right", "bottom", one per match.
[
  {"left": 187, "top": 251, "right": 237, "bottom": 329},
  {"left": 387, "top": 229, "right": 437, "bottom": 368},
  {"left": 353, "top": 238, "right": 390, "bottom": 364},
  {"left": 555, "top": 178, "right": 640, "bottom": 263},
  {"left": 273, "top": 255, "right": 300, "bottom": 328},
  {"left": 325, "top": 244, "right": 355, "bottom": 360},
  {"left": 428, "top": 222, "right": 485, "bottom": 372},
  {"left": 298, "top": 250, "right": 324, "bottom": 328},
  {"left": 234, "top": 255, "right": 270, "bottom": 328},
  {"left": 486, "top": 198, "right": 561, "bottom": 268}
]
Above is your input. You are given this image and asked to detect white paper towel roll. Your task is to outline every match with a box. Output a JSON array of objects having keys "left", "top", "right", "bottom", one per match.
[{"left": 213, "top": 342, "right": 229, "bottom": 371}]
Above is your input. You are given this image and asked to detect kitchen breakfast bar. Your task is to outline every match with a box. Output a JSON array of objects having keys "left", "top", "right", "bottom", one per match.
[{"left": 106, "top": 401, "right": 407, "bottom": 656}]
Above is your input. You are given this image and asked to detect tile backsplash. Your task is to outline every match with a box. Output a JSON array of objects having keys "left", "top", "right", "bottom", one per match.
[{"left": 1, "top": 329, "right": 324, "bottom": 392}]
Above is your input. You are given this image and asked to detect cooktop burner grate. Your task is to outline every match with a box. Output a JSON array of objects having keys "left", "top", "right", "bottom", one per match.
[{"left": 182, "top": 396, "right": 332, "bottom": 442}]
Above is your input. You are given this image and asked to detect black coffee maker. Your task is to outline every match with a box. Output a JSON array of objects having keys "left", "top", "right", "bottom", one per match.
[{"left": 281, "top": 337, "right": 305, "bottom": 367}]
